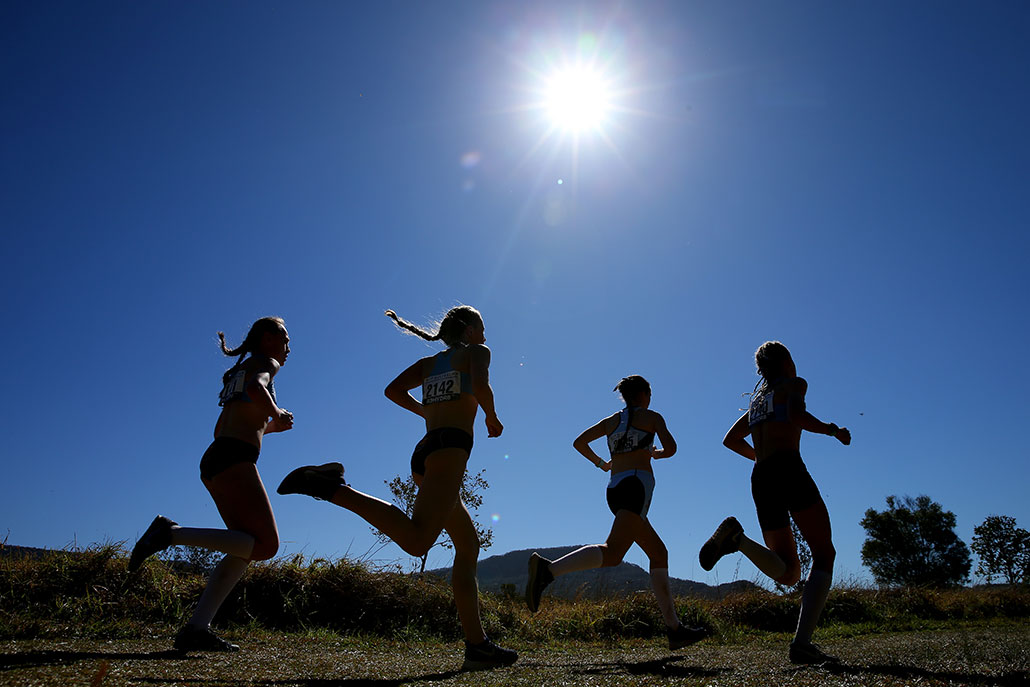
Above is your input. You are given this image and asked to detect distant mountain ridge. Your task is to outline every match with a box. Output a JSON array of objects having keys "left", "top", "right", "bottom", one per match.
[
  {"left": 2, "top": 543, "right": 758, "bottom": 600},
  {"left": 428, "top": 545, "right": 758, "bottom": 600},
  {"left": 0, "top": 544, "right": 56, "bottom": 560}
]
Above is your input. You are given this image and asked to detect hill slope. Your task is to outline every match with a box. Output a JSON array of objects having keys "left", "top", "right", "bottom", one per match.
[
  {"left": 0, "top": 544, "right": 59, "bottom": 560},
  {"left": 429, "top": 545, "right": 757, "bottom": 600}
]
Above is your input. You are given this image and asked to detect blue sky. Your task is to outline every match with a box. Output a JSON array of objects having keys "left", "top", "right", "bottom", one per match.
[{"left": 2, "top": 1, "right": 1028, "bottom": 588}]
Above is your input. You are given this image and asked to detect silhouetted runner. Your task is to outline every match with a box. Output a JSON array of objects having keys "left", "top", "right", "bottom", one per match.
[
  {"left": 129, "top": 317, "right": 294, "bottom": 652},
  {"left": 701, "top": 341, "right": 851, "bottom": 665},
  {"left": 526, "top": 375, "right": 708, "bottom": 651},
  {"left": 278, "top": 305, "right": 516, "bottom": 671}
]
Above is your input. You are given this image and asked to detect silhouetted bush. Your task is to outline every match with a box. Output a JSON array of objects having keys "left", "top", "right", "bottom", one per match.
[
  {"left": 714, "top": 588, "right": 799, "bottom": 633},
  {"left": 823, "top": 588, "right": 880, "bottom": 624}
]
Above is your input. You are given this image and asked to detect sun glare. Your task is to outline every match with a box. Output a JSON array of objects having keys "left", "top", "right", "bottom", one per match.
[
  {"left": 543, "top": 66, "right": 612, "bottom": 133},
  {"left": 508, "top": 28, "right": 644, "bottom": 194}
]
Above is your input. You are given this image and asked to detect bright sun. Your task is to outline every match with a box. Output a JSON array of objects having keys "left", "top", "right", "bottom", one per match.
[{"left": 543, "top": 65, "right": 612, "bottom": 133}]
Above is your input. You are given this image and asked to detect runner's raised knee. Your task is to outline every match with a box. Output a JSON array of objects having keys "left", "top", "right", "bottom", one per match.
[
  {"left": 647, "top": 541, "right": 669, "bottom": 568},
  {"left": 403, "top": 540, "right": 432, "bottom": 558},
  {"left": 775, "top": 562, "right": 801, "bottom": 586},
  {"left": 402, "top": 530, "right": 443, "bottom": 558},
  {"left": 250, "top": 534, "right": 280, "bottom": 561},
  {"left": 811, "top": 544, "right": 835, "bottom": 572},
  {"left": 600, "top": 544, "right": 626, "bottom": 567}
]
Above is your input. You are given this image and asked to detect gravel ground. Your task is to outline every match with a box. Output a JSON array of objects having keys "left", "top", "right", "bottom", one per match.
[{"left": 2, "top": 625, "right": 1028, "bottom": 687}]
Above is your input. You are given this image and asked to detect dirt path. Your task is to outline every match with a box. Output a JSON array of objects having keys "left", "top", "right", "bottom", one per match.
[{"left": 2, "top": 625, "right": 1028, "bottom": 687}]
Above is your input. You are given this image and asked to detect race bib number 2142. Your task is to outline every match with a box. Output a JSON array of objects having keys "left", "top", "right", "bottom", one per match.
[{"left": 423, "top": 370, "right": 461, "bottom": 405}]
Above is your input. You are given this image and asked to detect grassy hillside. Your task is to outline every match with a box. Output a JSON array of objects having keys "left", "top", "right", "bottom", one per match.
[{"left": 3, "top": 544, "right": 1029, "bottom": 645}]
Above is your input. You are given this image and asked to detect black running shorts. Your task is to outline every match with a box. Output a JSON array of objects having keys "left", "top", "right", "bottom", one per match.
[
  {"left": 605, "top": 470, "right": 655, "bottom": 517},
  {"left": 199, "top": 436, "right": 260, "bottom": 481},
  {"left": 750, "top": 451, "right": 822, "bottom": 532},
  {"left": 410, "top": 428, "right": 473, "bottom": 477}
]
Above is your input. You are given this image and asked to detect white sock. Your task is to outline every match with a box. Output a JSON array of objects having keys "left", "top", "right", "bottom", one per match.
[
  {"left": 649, "top": 568, "right": 681, "bottom": 629},
  {"left": 794, "top": 568, "right": 832, "bottom": 645},
  {"left": 738, "top": 534, "right": 787, "bottom": 580},
  {"left": 188, "top": 554, "right": 250, "bottom": 628},
  {"left": 549, "top": 545, "right": 603, "bottom": 577},
  {"left": 170, "top": 526, "right": 254, "bottom": 560}
]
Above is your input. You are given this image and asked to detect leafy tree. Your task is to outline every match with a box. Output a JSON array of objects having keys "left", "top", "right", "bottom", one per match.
[
  {"left": 971, "top": 515, "right": 1030, "bottom": 585},
  {"left": 860, "top": 494, "right": 971, "bottom": 587},
  {"left": 372, "top": 468, "right": 493, "bottom": 573},
  {"left": 158, "top": 545, "right": 221, "bottom": 575}
]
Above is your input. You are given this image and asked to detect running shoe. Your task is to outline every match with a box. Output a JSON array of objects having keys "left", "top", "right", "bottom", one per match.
[
  {"left": 698, "top": 516, "right": 743, "bottom": 571},
  {"left": 789, "top": 641, "right": 840, "bottom": 665},
  {"left": 462, "top": 637, "right": 517, "bottom": 670},
  {"left": 173, "top": 624, "right": 240, "bottom": 652},
  {"left": 276, "top": 462, "right": 346, "bottom": 500},
  {"left": 525, "top": 552, "right": 554, "bottom": 613},
  {"left": 667, "top": 623, "right": 709, "bottom": 651},
  {"left": 128, "top": 515, "right": 176, "bottom": 573}
]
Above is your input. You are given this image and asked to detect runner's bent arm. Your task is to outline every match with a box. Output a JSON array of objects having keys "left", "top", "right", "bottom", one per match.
[
  {"left": 469, "top": 344, "right": 502, "bottom": 437},
  {"left": 651, "top": 412, "right": 677, "bottom": 459},
  {"left": 385, "top": 359, "right": 425, "bottom": 418},
  {"left": 574, "top": 418, "right": 611, "bottom": 471},
  {"left": 723, "top": 412, "right": 756, "bottom": 461},
  {"left": 251, "top": 360, "right": 293, "bottom": 433},
  {"left": 787, "top": 378, "right": 851, "bottom": 444}
]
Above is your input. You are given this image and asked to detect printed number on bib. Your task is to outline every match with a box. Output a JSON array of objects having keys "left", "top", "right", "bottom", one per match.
[
  {"left": 423, "top": 370, "right": 461, "bottom": 405},
  {"left": 749, "top": 392, "right": 775, "bottom": 424},
  {"left": 219, "top": 369, "right": 247, "bottom": 405}
]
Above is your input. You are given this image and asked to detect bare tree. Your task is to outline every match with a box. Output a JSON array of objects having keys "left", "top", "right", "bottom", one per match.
[
  {"left": 774, "top": 518, "right": 812, "bottom": 594},
  {"left": 372, "top": 468, "right": 493, "bottom": 573}
]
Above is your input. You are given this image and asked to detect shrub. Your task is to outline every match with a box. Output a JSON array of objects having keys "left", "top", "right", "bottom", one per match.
[
  {"left": 712, "top": 588, "right": 799, "bottom": 633},
  {"left": 889, "top": 587, "right": 948, "bottom": 621},
  {"left": 823, "top": 588, "right": 880, "bottom": 625}
]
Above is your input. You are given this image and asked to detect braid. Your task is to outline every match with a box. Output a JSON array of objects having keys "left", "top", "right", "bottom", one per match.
[
  {"left": 218, "top": 331, "right": 250, "bottom": 385},
  {"left": 218, "top": 317, "right": 285, "bottom": 384},
  {"left": 384, "top": 310, "right": 441, "bottom": 341},
  {"left": 218, "top": 331, "right": 248, "bottom": 358},
  {"left": 385, "top": 305, "right": 482, "bottom": 348}
]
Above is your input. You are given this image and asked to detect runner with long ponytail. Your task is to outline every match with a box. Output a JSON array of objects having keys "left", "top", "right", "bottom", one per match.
[
  {"left": 278, "top": 305, "right": 516, "bottom": 671},
  {"left": 129, "top": 317, "right": 293, "bottom": 652}
]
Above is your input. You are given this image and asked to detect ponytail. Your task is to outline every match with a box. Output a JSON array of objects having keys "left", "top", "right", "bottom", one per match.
[
  {"left": 384, "top": 310, "right": 440, "bottom": 342},
  {"left": 218, "top": 317, "right": 285, "bottom": 384},
  {"left": 613, "top": 375, "right": 650, "bottom": 406},
  {"left": 385, "top": 305, "right": 482, "bottom": 348}
]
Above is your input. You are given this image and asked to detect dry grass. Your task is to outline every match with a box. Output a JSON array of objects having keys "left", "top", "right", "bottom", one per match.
[
  {"left": 3, "top": 545, "right": 1030, "bottom": 644},
  {"left": 1, "top": 623, "right": 1027, "bottom": 686},
  {"left": 4, "top": 546, "right": 1030, "bottom": 685}
]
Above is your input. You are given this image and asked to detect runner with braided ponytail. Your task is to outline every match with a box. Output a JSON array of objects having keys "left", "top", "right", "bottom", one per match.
[
  {"left": 128, "top": 317, "right": 293, "bottom": 652},
  {"left": 278, "top": 305, "right": 516, "bottom": 670}
]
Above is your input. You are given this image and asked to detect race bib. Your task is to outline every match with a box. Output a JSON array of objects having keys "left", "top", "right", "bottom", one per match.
[
  {"left": 219, "top": 369, "right": 247, "bottom": 406},
  {"left": 748, "top": 391, "right": 775, "bottom": 425},
  {"left": 423, "top": 370, "right": 461, "bottom": 405}
]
